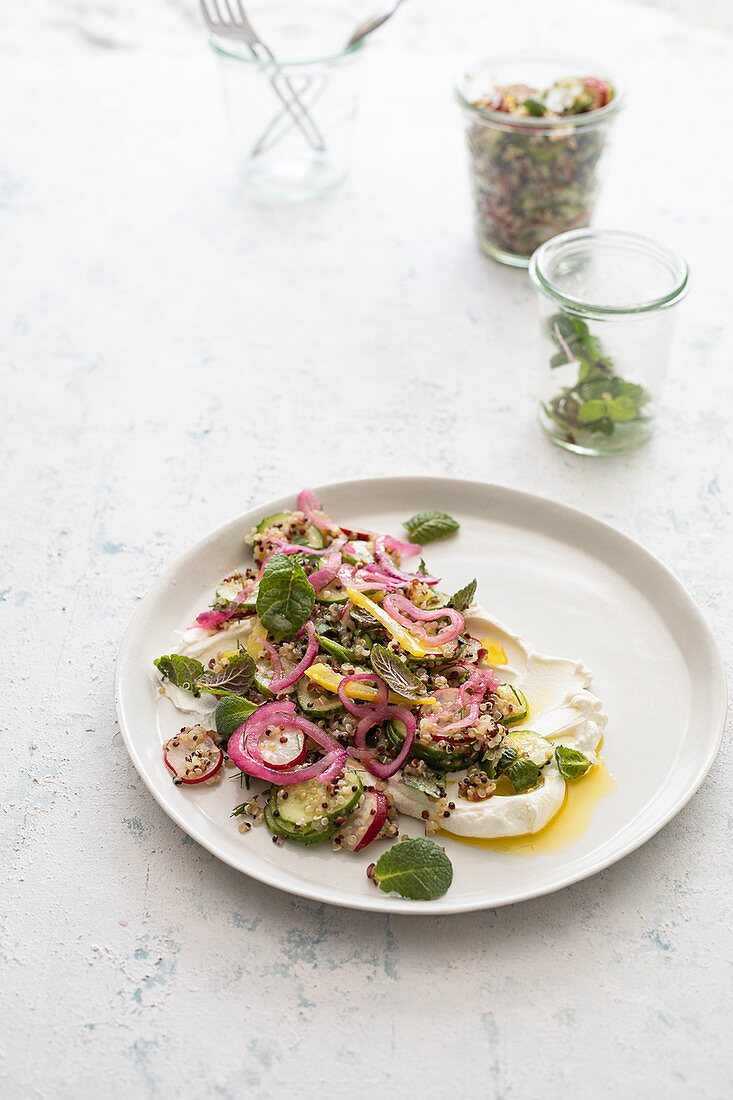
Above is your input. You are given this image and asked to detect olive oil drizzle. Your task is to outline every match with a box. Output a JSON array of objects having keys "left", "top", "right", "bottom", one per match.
[{"left": 444, "top": 758, "right": 618, "bottom": 858}]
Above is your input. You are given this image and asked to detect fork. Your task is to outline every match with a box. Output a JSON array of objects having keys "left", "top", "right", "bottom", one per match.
[{"left": 199, "top": 0, "right": 325, "bottom": 154}]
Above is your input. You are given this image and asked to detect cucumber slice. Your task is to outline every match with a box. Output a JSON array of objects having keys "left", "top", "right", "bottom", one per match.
[
  {"left": 495, "top": 684, "right": 529, "bottom": 726},
  {"left": 268, "top": 768, "right": 363, "bottom": 843},
  {"left": 256, "top": 511, "right": 325, "bottom": 550},
  {"left": 385, "top": 719, "right": 480, "bottom": 773},
  {"left": 264, "top": 802, "right": 332, "bottom": 845},
  {"left": 315, "top": 580, "right": 348, "bottom": 604},
  {"left": 252, "top": 656, "right": 295, "bottom": 698},
  {"left": 214, "top": 576, "right": 258, "bottom": 610},
  {"left": 503, "top": 730, "right": 553, "bottom": 767},
  {"left": 341, "top": 540, "right": 374, "bottom": 566},
  {"left": 295, "top": 677, "right": 345, "bottom": 719}
]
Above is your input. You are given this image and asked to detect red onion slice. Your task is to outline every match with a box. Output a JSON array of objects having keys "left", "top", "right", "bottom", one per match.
[
  {"left": 297, "top": 488, "right": 334, "bottom": 533},
  {"left": 383, "top": 593, "right": 464, "bottom": 648},
  {"left": 228, "top": 700, "right": 346, "bottom": 785},
  {"left": 373, "top": 536, "right": 440, "bottom": 586},
  {"left": 337, "top": 672, "right": 388, "bottom": 716},
  {"left": 195, "top": 584, "right": 255, "bottom": 629},
  {"left": 309, "top": 550, "right": 343, "bottom": 592},
  {"left": 267, "top": 621, "right": 319, "bottom": 693},
  {"left": 351, "top": 705, "right": 416, "bottom": 779}
]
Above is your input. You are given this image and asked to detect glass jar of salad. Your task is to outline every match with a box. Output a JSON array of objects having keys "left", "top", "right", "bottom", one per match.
[
  {"left": 529, "top": 229, "right": 689, "bottom": 456},
  {"left": 456, "top": 55, "right": 623, "bottom": 266}
]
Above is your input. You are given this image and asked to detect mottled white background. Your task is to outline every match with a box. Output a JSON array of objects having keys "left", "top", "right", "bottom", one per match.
[{"left": 2, "top": 1, "right": 731, "bottom": 1097}]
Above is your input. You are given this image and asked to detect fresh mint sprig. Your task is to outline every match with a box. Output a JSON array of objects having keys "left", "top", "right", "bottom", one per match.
[
  {"left": 403, "top": 511, "right": 459, "bottom": 544},
  {"left": 451, "top": 578, "right": 477, "bottom": 612},
  {"left": 372, "top": 837, "right": 453, "bottom": 900},
  {"left": 545, "top": 313, "right": 651, "bottom": 441},
  {"left": 154, "top": 654, "right": 204, "bottom": 695},
  {"left": 555, "top": 745, "right": 592, "bottom": 779},
  {"left": 256, "top": 553, "right": 315, "bottom": 639}
]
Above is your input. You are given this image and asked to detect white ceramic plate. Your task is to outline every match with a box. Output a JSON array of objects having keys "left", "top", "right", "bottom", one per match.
[{"left": 115, "top": 478, "right": 726, "bottom": 914}]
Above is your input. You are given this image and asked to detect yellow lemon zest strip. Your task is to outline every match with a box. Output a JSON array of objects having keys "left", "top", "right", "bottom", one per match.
[
  {"left": 480, "top": 637, "right": 508, "bottom": 666},
  {"left": 346, "top": 587, "right": 429, "bottom": 658},
  {"left": 305, "top": 663, "right": 434, "bottom": 707}
]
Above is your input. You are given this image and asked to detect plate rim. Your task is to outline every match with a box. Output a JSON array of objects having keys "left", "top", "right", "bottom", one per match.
[{"left": 114, "top": 476, "right": 727, "bottom": 914}]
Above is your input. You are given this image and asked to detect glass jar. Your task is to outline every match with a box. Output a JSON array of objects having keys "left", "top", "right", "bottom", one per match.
[
  {"left": 456, "top": 55, "right": 624, "bottom": 266},
  {"left": 529, "top": 229, "right": 689, "bottom": 456},
  {"left": 210, "top": 3, "right": 365, "bottom": 202}
]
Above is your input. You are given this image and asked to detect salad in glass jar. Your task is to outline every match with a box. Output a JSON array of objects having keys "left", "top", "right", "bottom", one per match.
[{"left": 456, "top": 57, "right": 623, "bottom": 266}]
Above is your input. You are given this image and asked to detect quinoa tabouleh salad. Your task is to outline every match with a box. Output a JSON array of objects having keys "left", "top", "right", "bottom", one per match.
[
  {"left": 461, "top": 71, "right": 619, "bottom": 262},
  {"left": 153, "top": 490, "right": 608, "bottom": 901}
]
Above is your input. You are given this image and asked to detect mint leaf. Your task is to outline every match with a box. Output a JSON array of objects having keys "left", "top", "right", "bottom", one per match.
[
  {"left": 373, "top": 838, "right": 453, "bottom": 900},
  {"left": 256, "top": 553, "right": 315, "bottom": 640},
  {"left": 505, "top": 758, "right": 540, "bottom": 792},
  {"left": 606, "top": 395, "right": 638, "bottom": 422},
  {"left": 496, "top": 745, "right": 518, "bottom": 774},
  {"left": 154, "top": 654, "right": 204, "bottom": 695},
  {"left": 451, "top": 578, "right": 477, "bottom": 611},
  {"left": 402, "top": 772, "right": 443, "bottom": 800},
  {"left": 403, "top": 511, "right": 459, "bottom": 544},
  {"left": 578, "top": 399, "right": 607, "bottom": 423},
  {"left": 555, "top": 745, "right": 592, "bottom": 779},
  {"left": 197, "top": 652, "right": 255, "bottom": 698},
  {"left": 370, "top": 643, "right": 426, "bottom": 700},
  {"left": 215, "top": 695, "right": 258, "bottom": 741}
]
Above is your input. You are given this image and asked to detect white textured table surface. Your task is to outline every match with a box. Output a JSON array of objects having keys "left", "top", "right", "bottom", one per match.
[{"left": 3, "top": 1, "right": 732, "bottom": 1097}]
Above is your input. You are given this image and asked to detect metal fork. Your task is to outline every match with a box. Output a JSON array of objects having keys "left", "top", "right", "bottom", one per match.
[{"left": 199, "top": 0, "right": 325, "bottom": 155}]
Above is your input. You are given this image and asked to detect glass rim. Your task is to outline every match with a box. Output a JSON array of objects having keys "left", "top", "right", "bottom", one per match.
[
  {"left": 208, "top": 31, "right": 363, "bottom": 68},
  {"left": 455, "top": 52, "right": 624, "bottom": 130},
  {"left": 529, "top": 229, "right": 690, "bottom": 316}
]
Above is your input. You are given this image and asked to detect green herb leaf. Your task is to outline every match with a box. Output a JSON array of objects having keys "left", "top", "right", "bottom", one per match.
[
  {"left": 256, "top": 553, "right": 315, "bottom": 640},
  {"left": 555, "top": 745, "right": 593, "bottom": 779},
  {"left": 348, "top": 604, "right": 382, "bottom": 633},
  {"left": 154, "top": 654, "right": 204, "bottom": 695},
  {"left": 370, "top": 643, "right": 427, "bottom": 700},
  {"left": 215, "top": 695, "right": 259, "bottom": 741},
  {"left": 606, "top": 395, "right": 638, "bottom": 422},
  {"left": 196, "top": 652, "right": 255, "bottom": 698},
  {"left": 402, "top": 772, "right": 443, "bottom": 800},
  {"left": 451, "top": 578, "right": 477, "bottom": 612},
  {"left": 523, "top": 98, "right": 546, "bottom": 116},
  {"left": 373, "top": 837, "right": 453, "bottom": 900},
  {"left": 496, "top": 745, "right": 518, "bottom": 774},
  {"left": 505, "top": 758, "right": 540, "bottom": 792},
  {"left": 578, "top": 399, "right": 608, "bottom": 423},
  {"left": 403, "top": 511, "right": 460, "bottom": 544}
]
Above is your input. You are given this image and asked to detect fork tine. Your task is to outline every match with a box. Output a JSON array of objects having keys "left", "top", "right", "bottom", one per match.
[
  {"left": 221, "top": 0, "right": 241, "bottom": 25},
  {"left": 198, "top": 0, "right": 214, "bottom": 28}
]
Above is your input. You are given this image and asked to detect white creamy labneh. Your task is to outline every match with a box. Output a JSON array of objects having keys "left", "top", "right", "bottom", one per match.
[
  {"left": 387, "top": 607, "right": 608, "bottom": 838},
  {"left": 156, "top": 619, "right": 256, "bottom": 716}
]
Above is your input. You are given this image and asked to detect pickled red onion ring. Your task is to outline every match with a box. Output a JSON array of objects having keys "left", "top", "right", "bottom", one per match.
[
  {"left": 195, "top": 583, "right": 254, "bottom": 629},
  {"left": 373, "top": 536, "right": 440, "bottom": 585},
  {"left": 337, "top": 672, "right": 388, "bottom": 716},
  {"left": 351, "top": 706, "right": 416, "bottom": 779},
  {"left": 297, "top": 488, "right": 334, "bottom": 533},
  {"left": 268, "top": 622, "right": 318, "bottom": 693},
  {"left": 309, "top": 551, "right": 342, "bottom": 592},
  {"left": 383, "top": 592, "right": 464, "bottom": 648},
  {"left": 228, "top": 700, "right": 346, "bottom": 785}
]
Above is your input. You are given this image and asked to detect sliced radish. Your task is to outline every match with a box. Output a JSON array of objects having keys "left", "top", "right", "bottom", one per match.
[
  {"left": 336, "top": 788, "right": 389, "bottom": 852},
  {"left": 164, "top": 727, "right": 223, "bottom": 785},
  {"left": 257, "top": 725, "right": 307, "bottom": 770}
]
